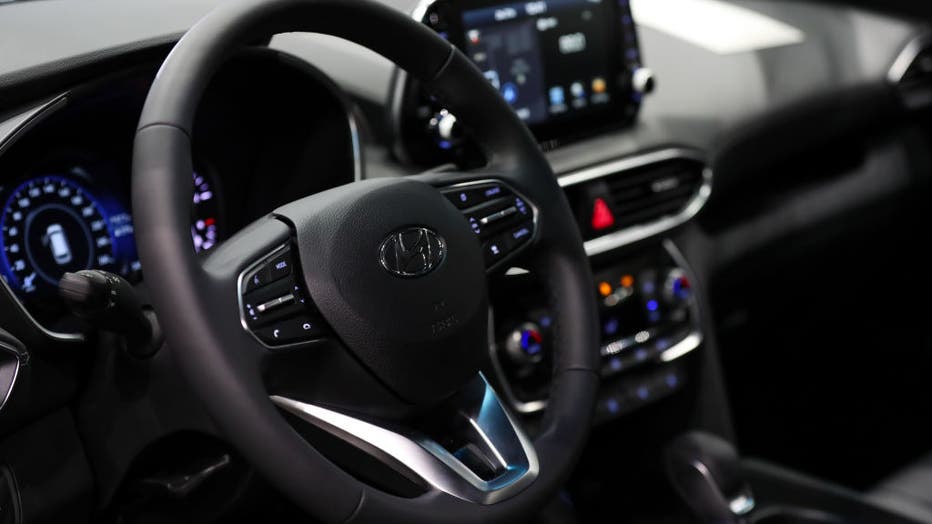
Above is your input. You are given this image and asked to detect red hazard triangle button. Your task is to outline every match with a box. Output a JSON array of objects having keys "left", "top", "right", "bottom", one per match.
[{"left": 591, "top": 197, "right": 615, "bottom": 231}]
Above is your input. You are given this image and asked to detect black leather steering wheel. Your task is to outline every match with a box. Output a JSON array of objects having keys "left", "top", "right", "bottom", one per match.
[{"left": 132, "top": 0, "right": 599, "bottom": 522}]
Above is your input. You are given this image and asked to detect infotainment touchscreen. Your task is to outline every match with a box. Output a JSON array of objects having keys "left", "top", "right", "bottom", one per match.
[
  {"left": 394, "top": 0, "right": 642, "bottom": 161},
  {"left": 459, "top": 0, "right": 615, "bottom": 126}
]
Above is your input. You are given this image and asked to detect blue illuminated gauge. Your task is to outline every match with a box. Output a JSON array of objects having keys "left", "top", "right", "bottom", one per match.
[
  {"left": 0, "top": 176, "right": 117, "bottom": 296},
  {"left": 191, "top": 171, "right": 220, "bottom": 253}
]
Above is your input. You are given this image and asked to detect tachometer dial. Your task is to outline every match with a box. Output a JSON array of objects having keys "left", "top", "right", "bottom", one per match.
[
  {"left": 1, "top": 176, "right": 117, "bottom": 295},
  {"left": 191, "top": 171, "right": 220, "bottom": 253}
]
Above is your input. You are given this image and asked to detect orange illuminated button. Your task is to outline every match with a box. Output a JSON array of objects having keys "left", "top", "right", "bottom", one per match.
[
  {"left": 620, "top": 274, "right": 634, "bottom": 288},
  {"left": 592, "top": 77, "right": 607, "bottom": 94},
  {"left": 591, "top": 197, "right": 615, "bottom": 231},
  {"left": 598, "top": 281, "right": 613, "bottom": 297}
]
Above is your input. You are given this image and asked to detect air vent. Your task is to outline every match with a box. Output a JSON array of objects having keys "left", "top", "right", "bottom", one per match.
[
  {"left": 889, "top": 34, "right": 932, "bottom": 109},
  {"left": 559, "top": 149, "right": 709, "bottom": 255}
]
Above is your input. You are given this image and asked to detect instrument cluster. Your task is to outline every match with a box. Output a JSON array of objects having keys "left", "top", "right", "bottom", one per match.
[
  {"left": 0, "top": 156, "right": 224, "bottom": 323},
  {"left": 0, "top": 49, "right": 360, "bottom": 330}
]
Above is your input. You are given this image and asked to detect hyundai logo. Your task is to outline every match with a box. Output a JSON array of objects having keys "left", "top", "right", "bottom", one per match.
[{"left": 379, "top": 227, "right": 446, "bottom": 278}]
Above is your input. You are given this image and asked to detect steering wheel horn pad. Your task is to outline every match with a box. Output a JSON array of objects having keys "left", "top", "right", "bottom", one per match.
[
  {"left": 132, "top": 0, "right": 599, "bottom": 522},
  {"left": 275, "top": 178, "right": 488, "bottom": 406}
]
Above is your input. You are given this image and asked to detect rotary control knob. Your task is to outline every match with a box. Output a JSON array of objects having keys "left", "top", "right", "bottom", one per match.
[
  {"left": 428, "top": 109, "right": 462, "bottom": 149},
  {"left": 631, "top": 67, "right": 655, "bottom": 95},
  {"left": 662, "top": 268, "right": 692, "bottom": 306},
  {"left": 504, "top": 322, "right": 545, "bottom": 366}
]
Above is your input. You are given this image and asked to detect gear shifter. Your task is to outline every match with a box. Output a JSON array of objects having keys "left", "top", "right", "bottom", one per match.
[{"left": 665, "top": 432, "right": 756, "bottom": 523}]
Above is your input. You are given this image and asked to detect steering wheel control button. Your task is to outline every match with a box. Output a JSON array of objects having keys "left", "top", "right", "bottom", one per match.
[
  {"left": 483, "top": 238, "right": 507, "bottom": 265},
  {"left": 256, "top": 293, "right": 295, "bottom": 314},
  {"left": 239, "top": 244, "right": 328, "bottom": 348},
  {"left": 442, "top": 183, "right": 512, "bottom": 210},
  {"left": 255, "top": 313, "right": 326, "bottom": 345},
  {"left": 478, "top": 205, "right": 518, "bottom": 226},
  {"left": 244, "top": 265, "right": 272, "bottom": 293},
  {"left": 443, "top": 181, "right": 537, "bottom": 271},
  {"left": 267, "top": 251, "right": 294, "bottom": 282},
  {"left": 506, "top": 221, "right": 534, "bottom": 246}
]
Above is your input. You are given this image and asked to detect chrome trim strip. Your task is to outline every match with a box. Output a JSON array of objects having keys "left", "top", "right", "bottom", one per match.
[
  {"left": 557, "top": 147, "right": 711, "bottom": 257},
  {"left": 271, "top": 373, "right": 538, "bottom": 505},
  {"left": 888, "top": 33, "right": 931, "bottom": 85},
  {"left": 662, "top": 237, "right": 705, "bottom": 359},
  {"left": 0, "top": 339, "right": 25, "bottom": 413},
  {"left": 659, "top": 332, "right": 702, "bottom": 363}
]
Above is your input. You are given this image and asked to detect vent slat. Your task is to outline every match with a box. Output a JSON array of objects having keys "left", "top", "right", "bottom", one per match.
[
  {"left": 613, "top": 197, "right": 692, "bottom": 229},
  {"left": 606, "top": 164, "right": 698, "bottom": 192},
  {"left": 564, "top": 156, "right": 706, "bottom": 241},
  {"left": 613, "top": 184, "right": 697, "bottom": 210}
]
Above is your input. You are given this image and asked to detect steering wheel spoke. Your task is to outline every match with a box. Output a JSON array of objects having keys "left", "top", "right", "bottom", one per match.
[{"left": 271, "top": 373, "right": 538, "bottom": 505}]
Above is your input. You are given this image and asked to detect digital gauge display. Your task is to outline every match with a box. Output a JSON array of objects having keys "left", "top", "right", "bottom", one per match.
[{"left": 0, "top": 174, "right": 137, "bottom": 298}]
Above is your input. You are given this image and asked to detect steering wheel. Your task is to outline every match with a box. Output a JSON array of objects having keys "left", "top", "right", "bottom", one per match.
[{"left": 132, "top": 0, "right": 599, "bottom": 521}]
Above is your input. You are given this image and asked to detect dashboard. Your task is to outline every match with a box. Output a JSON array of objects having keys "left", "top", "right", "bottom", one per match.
[
  {"left": 0, "top": 50, "right": 361, "bottom": 331},
  {"left": 393, "top": 0, "right": 648, "bottom": 165},
  {"left": 1, "top": 0, "right": 931, "bottom": 522}
]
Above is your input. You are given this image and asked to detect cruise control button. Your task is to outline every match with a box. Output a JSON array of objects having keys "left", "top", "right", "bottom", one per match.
[
  {"left": 443, "top": 184, "right": 511, "bottom": 210},
  {"left": 505, "top": 221, "right": 534, "bottom": 247}
]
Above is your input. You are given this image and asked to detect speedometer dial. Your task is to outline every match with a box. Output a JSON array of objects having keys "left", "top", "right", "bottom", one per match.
[{"left": 1, "top": 176, "right": 117, "bottom": 295}]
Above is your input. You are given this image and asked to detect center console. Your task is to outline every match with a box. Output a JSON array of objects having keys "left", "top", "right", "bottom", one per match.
[
  {"left": 666, "top": 432, "right": 925, "bottom": 524},
  {"left": 392, "top": 0, "right": 652, "bottom": 165},
  {"left": 478, "top": 145, "right": 710, "bottom": 426},
  {"left": 489, "top": 240, "right": 702, "bottom": 423}
]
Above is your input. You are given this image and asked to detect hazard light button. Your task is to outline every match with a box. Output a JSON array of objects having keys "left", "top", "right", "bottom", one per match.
[{"left": 591, "top": 197, "right": 616, "bottom": 231}]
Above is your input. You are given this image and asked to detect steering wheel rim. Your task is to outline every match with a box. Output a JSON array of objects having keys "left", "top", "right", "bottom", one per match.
[{"left": 132, "top": 0, "right": 599, "bottom": 522}]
